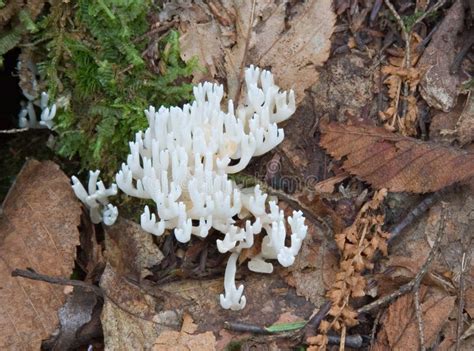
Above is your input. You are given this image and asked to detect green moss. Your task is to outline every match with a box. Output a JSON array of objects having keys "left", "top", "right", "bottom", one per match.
[{"left": 30, "top": 0, "right": 198, "bottom": 179}]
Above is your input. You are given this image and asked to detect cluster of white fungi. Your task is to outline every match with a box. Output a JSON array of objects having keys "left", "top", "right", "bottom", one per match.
[{"left": 72, "top": 66, "right": 307, "bottom": 310}]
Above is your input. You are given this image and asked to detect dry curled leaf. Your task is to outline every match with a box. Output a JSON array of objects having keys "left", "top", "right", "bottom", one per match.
[
  {"left": 0, "top": 160, "right": 81, "bottom": 350},
  {"left": 42, "top": 287, "right": 101, "bottom": 350},
  {"left": 176, "top": 0, "right": 335, "bottom": 103},
  {"left": 320, "top": 121, "right": 474, "bottom": 192}
]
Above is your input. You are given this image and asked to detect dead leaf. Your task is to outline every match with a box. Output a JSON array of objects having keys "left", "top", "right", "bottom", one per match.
[
  {"left": 373, "top": 288, "right": 456, "bottom": 350},
  {"left": 387, "top": 189, "right": 474, "bottom": 275},
  {"left": 42, "top": 287, "right": 102, "bottom": 350},
  {"left": 100, "top": 219, "right": 171, "bottom": 350},
  {"left": 441, "top": 93, "right": 474, "bottom": 145},
  {"left": 373, "top": 188, "right": 474, "bottom": 350},
  {"left": 283, "top": 219, "right": 337, "bottom": 306},
  {"left": 437, "top": 318, "right": 474, "bottom": 351},
  {"left": 0, "top": 160, "right": 81, "bottom": 349},
  {"left": 104, "top": 217, "right": 164, "bottom": 281},
  {"left": 319, "top": 121, "right": 474, "bottom": 192},
  {"left": 177, "top": 0, "right": 335, "bottom": 103},
  {"left": 312, "top": 173, "right": 349, "bottom": 194},
  {"left": 429, "top": 97, "right": 466, "bottom": 143},
  {"left": 466, "top": 287, "right": 474, "bottom": 318},
  {"left": 100, "top": 263, "right": 184, "bottom": 351},
  {"left": 76, "top": 207, "right": 105, "bottom": 285},
  {"left": 153, "top": 313, "right": 217, "bottom": 351},
  {"left": 417, "top": 0, "right": 465, "bottom": 111}
]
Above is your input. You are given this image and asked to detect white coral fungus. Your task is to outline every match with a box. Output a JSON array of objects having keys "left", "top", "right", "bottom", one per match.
[
  {"left": 71, "top": 170, "right": 118, "bottom": 225},
  {"left": 19, "top": 91, "right": 57, "bottom": 129},
  {"left": 117, "top": 65, "right": 308, "bottom": 310}
]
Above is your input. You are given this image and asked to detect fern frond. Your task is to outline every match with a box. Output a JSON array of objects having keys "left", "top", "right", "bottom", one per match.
[{"left": 0, "top": 27, "right": 23, "bottom": 55}]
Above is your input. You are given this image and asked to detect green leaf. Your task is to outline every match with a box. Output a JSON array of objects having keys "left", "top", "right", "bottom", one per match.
[{"left": 264, "top": 321, "right": 307, "bottom": 333}]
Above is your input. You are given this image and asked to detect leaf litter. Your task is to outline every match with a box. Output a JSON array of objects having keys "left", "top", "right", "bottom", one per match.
[{"left": 174, "top": 0, "right": 336, "bottom": 103}]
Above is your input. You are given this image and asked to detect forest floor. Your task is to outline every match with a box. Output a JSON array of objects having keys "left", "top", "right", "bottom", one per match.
[{"left": 0, "top": 1, "right": 473, "bottom": 350}]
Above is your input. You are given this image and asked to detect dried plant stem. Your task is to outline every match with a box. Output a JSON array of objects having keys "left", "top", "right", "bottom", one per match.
[
  {"left": 339, "top": 324, "right": 347, "bottom": 351},
  {"left": 450, "top": 32, "right": 474, "bottom": 74},
  {"left": 358, "top": 204, "right": 446, "bottom": 315}
]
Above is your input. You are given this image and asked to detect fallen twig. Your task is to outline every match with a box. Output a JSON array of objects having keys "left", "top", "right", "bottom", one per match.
[
  {"left": 370, "top": 310, "right": 382, "bottom": 349},
  {"left": 327, "top": 334, "right": 364, "bottom": 348},
  {"left": 11, "top": 268, "right": 104, "bottom": 297},
  {"left": 456, "top": 233, "right": 472, "bottom": 351},
  {"left": 388, "top": 190, "right": 444, "bottom": 244},
  {"left": 450, "top": 31, "right": 474, "bottom": 74},
  {"left": 304, "top": 301, "right": 332, "bottom": 339},
  {"left": 224, "top": 321, "right": 270, "bottom": 334},
  {"left": 383, "top": 0, "right": 410, "bottom": 66},
  {"left": 414, "top": 288, "right": 426, "bottom": 351}
]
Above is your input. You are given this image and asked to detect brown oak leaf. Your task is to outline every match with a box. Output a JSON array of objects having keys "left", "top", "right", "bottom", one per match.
[{"left": 319, "top": 121, "right": 474, "bottom": 192}]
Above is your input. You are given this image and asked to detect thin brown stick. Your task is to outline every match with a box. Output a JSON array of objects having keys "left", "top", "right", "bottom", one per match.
[
  {"left": 456, "top": 245, "right": 471, "bottom": 350},
  {"left": 450, "top": 32, "right": 474, "bottom": 75},
  {"left": 383, "top": 0, "right": 410, "bottom": 67},
  {"left": 385, "top": 0, "right": 445, "bottom": 69},
  {"left": 12, "top": 268, "right": 103, "bottom": 297},
  {"left": 358, "top": 204, "right": 446, "bottom": 315},
  {"left": 414, "top": 288, "right": 426, "bottom": 350},
  {"left": 339, "top": 324, "right": 347, "bottom": 351},
  {"left": 370, "top": 310, "right": 383, "bottom": 348}
]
